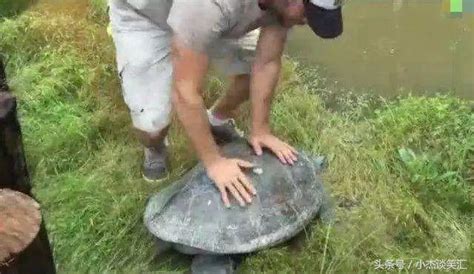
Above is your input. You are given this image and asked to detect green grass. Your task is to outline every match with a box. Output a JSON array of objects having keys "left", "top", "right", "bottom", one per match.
[{"left": 1, "top": 1, "right": 472, "bottom": 273}]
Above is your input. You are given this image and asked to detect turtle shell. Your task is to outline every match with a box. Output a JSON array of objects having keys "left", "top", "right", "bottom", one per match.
[{"left": 144, "top": 140, "right": 325, "bottom": 254}]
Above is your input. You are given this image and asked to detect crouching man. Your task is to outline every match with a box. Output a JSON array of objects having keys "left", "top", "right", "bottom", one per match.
[{"left": 108, "top": 0, "right": 343, "bottom": 207}]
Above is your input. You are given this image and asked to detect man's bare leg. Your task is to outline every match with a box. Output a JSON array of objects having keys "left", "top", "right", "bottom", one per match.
[
  {"left": 136, "top": 126, "right": 170, "bottom": 182},
  {"left": 211, "top": 74, "right": 250, "bottom": 119},
  {"left": 208, "top": 74, "right": 250, "bottom": 144},
  {"left": 135, "top": 126, "right": 170, "bottom": 148}
]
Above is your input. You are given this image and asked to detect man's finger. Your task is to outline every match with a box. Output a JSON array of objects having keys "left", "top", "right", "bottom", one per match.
[
  {"left": 236, "top": 159, "right": 254, "bottom": 169},
  {"left": 251, "top": 141, "right": 263, "bottom": 156},
  {"left": 283, "top": 150, "right": 295, "bottom": 165},
  {"left": 290, "top": 151, "right": 298, "bottom": 162},
  {"left": 238, "top": 173, "right": 257, "bottom": 195},
  {"left": 287, "top": 144, "right": 299, "bottom": 155},
  {"left": 286, "top": 145, "right": 298, "bottom": 161},
  {"left": 276, "top": 151, "right": 287, "bottom": 164},
  {"left": 232, "top": 179, "right": 252, "bottom": 203},
  {"left": 227, "top": 184, "right": 246, "bottom": 207},
  {"left": 218, "top": 185, "right": 230, "bottom": 208}
]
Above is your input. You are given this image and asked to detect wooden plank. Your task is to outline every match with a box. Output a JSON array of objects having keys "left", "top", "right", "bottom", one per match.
[{"left": 0, "top": 189, "right": 42, "bottom": 264}]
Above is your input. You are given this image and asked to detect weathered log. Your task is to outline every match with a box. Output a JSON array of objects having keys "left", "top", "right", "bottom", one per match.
[
  {"left": 0, "top": 189, "right": 42, "bottom": 263},
  {"left": 0, "top": 63, "right": 55, "bottom": 273}
]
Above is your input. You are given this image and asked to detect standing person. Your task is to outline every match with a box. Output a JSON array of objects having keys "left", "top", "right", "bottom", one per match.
[{"left": 108, "top": 0, "right": 343, "bottom": 207}]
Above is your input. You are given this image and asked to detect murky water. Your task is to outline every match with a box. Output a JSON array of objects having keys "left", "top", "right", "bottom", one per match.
[{"left": 287, "top": 0, "right": 474, "bottom": 99}]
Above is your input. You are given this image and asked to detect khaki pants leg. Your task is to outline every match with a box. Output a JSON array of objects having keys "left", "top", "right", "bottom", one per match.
[{"left": 109, "top": 1, "right": 173, "bottom": 135}]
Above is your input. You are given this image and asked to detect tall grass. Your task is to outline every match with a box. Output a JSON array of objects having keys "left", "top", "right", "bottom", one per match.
[{"left": 1, "top": 1, "right": 472, "bottom": 273}]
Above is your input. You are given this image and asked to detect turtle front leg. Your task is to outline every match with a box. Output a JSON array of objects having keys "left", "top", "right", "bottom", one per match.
[
  {"left": 318, "top": 187, "right": 335, "bottom": 225},
  {"left": 154, "top": 238, "right": 172, "bottom": 255},
  {"left": 191, "top": 255, "right": 239, "bottom": 274}
]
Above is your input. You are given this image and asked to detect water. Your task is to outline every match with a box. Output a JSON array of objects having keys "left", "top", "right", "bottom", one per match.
[{"left": 286, "top": 0, "right": 474, "bottom": 99}]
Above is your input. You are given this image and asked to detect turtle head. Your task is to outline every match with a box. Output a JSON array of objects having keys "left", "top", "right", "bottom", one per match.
[{"left": 311, "top": 155, "right": 328, "bottom": 174}]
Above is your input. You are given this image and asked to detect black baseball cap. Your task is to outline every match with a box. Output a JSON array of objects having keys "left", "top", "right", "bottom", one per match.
[{"left": 304, "top": 0, "right": 343, "bottom": 39}]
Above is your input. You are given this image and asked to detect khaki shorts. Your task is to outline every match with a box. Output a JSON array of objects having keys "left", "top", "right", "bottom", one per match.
[{"left": 109, "top": 1, "right": 259, "bottom": 133}]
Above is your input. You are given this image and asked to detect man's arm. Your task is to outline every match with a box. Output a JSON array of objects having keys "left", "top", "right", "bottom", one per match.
[
  {"left": 249, "top": 25, "right": 299, "bottom": 165},
  {"left": 250, "top": 25, "right": 287, "bottom": 135},
  {"left": 170, "top": 38, "right": 219, "bottom": 166},
  {"left": 171, "top": 38, "right": 256, "bottom": 207}
]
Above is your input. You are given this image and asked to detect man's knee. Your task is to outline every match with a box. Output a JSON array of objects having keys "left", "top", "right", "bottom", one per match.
[
  {"left": 120, "top": 61, "right": 173, "bottom": 142},
  {"left": 131, "top": 106, "right": 172, "bottom": 136}
]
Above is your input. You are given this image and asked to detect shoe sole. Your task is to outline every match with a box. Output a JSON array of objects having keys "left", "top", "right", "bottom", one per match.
[{"left": 142, "top": 173, "right": 169, "bottom": 183}]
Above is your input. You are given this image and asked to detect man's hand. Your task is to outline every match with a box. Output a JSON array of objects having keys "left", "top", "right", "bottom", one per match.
[
  {"left": 206, "top": 157, "right": 256, "bottom": 208},
  {"left": 249, "top": 132, "right": 298, "bottom": 165}
]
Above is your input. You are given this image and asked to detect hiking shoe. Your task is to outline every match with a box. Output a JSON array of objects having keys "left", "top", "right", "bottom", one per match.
[
  {"left": 143, "top": 141, "right": 169, "bottom": 182},
  {"left": 210, "top": 119, "right": 245, "bottom": 145}
]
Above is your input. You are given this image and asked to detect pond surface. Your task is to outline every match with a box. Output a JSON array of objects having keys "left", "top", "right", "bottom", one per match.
[{"left": 287, "top": 0, "right": 474, "bottom": 99}]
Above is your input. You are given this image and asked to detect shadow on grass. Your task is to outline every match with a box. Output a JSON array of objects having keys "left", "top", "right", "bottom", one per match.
[
  {"left": 150, "top": 249, "right": 193, "bottom": 273},
  {"left": 0, "top": 0, "right": 36, "bottom": 18}
]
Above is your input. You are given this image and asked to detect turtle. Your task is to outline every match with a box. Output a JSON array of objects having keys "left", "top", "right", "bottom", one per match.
[{"left": 144, "top": 139, "right": 332, "bottom": 273}]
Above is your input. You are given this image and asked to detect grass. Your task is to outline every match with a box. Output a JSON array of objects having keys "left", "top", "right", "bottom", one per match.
[{"left": 1, "top": 0, "right": 472, "bottom": 273}]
